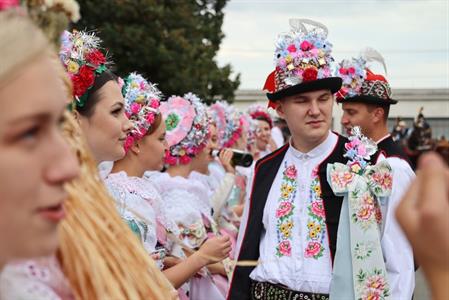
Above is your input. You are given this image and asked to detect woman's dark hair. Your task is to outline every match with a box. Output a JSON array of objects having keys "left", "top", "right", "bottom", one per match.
[{"left": 76, "top": 70, "right": 118, "bottom": 117}]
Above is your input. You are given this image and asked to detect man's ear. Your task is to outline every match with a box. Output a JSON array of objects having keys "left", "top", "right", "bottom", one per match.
[{"left": 373, "top": 107, "right": 384, "bottom": 124}]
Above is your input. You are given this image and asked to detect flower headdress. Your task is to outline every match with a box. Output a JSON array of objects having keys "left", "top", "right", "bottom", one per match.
[
  {"left": 247, "top": 104, "right": 273, "bottom": 128},
  {"left": 263, "top": 19, "right": 342, "bottom": 107},
  {"left": 209, "top": 101, "right": 244, "bottom": 148},
  {"left": 160, "top": 93, "right": 209, "bottom": 165},
  {"left": 122, "top": 72, "right": 162, "bottom": 152},
  {"left": 336, "top": 48, "right": 397, "bottom": 105},
  {"left": 59, "top": 29, "right": 111, "bottom": 108}
]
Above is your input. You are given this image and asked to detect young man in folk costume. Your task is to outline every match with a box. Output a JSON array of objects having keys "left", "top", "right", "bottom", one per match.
[
  {"left": 229, "top": 19, "right": 411, "bottom": 300},
  {"left": 337, "top": 50, "right": 415, "bottom": 299},
  {"left": 230, "top": 18, "right": 345, "bottom": 299}
]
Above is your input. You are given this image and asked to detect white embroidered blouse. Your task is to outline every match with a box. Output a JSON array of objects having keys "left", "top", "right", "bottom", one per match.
[
  {"left": 104, "top": 171, "right": 162, "bottom": 267},
  {"left": 148, "top": 172, "right": 211, "bottom": 253}
]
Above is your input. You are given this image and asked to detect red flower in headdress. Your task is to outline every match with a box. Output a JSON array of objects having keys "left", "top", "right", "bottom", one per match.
[
  {"left": 72, "top": 65, "right": 95, "bottom": 97},
  {"left": 302, "top": 67, "right": 318, "bottom": 82},
  {"left": 86, "top": 49, "right": 106, "bottom": 67}
]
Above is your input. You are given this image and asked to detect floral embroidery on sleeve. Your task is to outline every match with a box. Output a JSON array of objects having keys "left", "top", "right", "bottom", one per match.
[
  {"left": 304, "top": 167, "right": 327, "bottom": 259},
  {"left": 275, "top": 162, "right": 297, "bottom": 257}
]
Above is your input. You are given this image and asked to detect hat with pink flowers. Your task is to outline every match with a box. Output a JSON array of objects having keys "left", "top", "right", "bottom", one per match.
[
  {"left": 335, "top": 48, "right": 397, "bottom": 105},
  {"left": 121, "top": 72, "right": 162, "bottom": 152},
  {"left": 263, "top": 19, "right": 342, "bottom": 108},
  {"left": 160, "top": 93, "right": 210, "bottom": 165}
]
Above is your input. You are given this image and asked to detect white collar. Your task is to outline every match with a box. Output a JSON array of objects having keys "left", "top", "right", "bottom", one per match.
[
  {"left": 288, "top": 131, "right": 337, "bottom": 160},
  {"left": 376, "top": 134, "right": 391, "bottom": 144}
]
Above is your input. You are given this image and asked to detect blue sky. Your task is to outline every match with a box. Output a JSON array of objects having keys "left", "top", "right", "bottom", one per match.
[{"left": 216, "top": 0, "right": 449, "bottom": 89}]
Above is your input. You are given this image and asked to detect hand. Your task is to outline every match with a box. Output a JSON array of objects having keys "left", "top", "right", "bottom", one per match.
[
  {"left": 396, "top": 152, "right": 449, "bottom": 300},
  {"left": 219, "top": 148, "right": 235, "bottom": 174},
  {"left": 195, "top": 235, "right": 231, "bottom": 265},
  {"left": 163, "top": 256, "right": 183, "bottom": 268}
]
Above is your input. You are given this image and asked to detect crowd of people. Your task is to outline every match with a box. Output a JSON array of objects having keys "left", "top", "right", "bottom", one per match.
[{"left": 0, "top": 1, "right": 448, "bottom": 300}]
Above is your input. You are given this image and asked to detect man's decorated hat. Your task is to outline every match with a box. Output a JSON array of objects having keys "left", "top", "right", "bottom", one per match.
[
  {"left": 263, "top": 18, "right": 342, "bottom": 108},
  {"left": 159, "top": 93, "right": 209, "bottom": 166},
  {"left": 59, "top": 30, "right": 111, "bottom": 108},
  {"left": 122, "top": 72, "right": 162, "bottom": 152},
  {"left": 335, "top": 48, "right": 397, "bottom": 105}
]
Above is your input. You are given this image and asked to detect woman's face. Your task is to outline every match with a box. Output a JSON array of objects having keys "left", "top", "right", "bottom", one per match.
[
  {"left": 0, "top": 55, "right": 79, "bottom": 264},
  {"left": 78, "top": 80, "right": 133, "bottom": 162},
  {"left": 255, "top": 120, "right": 271, "bottom": 151},
  {"left": 138, "top": 119, "right": 168, "bottom": 171}
]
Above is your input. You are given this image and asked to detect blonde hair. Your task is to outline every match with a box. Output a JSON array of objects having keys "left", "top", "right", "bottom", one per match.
[
  {"left": 60, "top": 113, "right": 176, "bottom": 299},
  {"left": 0, "top": 10, "right": 50, "bottom": 88}
]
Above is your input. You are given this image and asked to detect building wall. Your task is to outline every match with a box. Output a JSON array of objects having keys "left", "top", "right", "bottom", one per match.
[{"left": 233, "top": 88, "right": 449, "bottom": 137}]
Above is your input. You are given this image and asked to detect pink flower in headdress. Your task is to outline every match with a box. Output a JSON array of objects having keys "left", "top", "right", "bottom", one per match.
[
  {"left": 164, "top": 152, "right": 177, "bottom": 165},
  {"left": 348, "top": 67, "right": 355, "bottom": 74},
  {"left": 339, "top": 67, "right": 348, "bottom": 75},
  {"left": 310, "top": 48, "right": 319, "bottom": 57},
  {"left": 124, "top": 135, "right": 135, "bottom": 152},
  {"left": 146, "top": 112, "right": 155, "bottom": 124},
  {"left": 300, "top": 40, "right": 313, "bottom": 51},
  {"left": 130, "top": 103, "right": 141, "bottom": 114},
  {"left": 0, "top": 0, "right": 19, "bottom": 10},
  {"left": 179, "top": 155, "right": 192, "bottom": 165},
  {"left": 287, "top": 44, "right": 297, "bottom": 53},
  {"left": 149, "top": 98, "right": 160, "bottom": 109}
]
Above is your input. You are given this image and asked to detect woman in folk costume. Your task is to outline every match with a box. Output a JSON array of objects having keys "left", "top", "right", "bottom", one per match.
[
  {"left": 247, "top": 104, "right": 278, "bottom": 161},
  {"left": 197, "top": 101, "right": 251, "bottom": 250},
  {"left": 0, "top": 7, "right": 79, "bottom": 275},
  {"left": 1, "top": 3, "right": 177, "bottom": 298},
  {"left": 104, "top": 73, "right": 231, "bottom": 299},
  {"left": 148, "top": 93, "right": 232, "bottom": 299}
]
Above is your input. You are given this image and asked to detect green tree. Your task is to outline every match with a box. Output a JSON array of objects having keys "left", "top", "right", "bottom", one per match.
[{"left": 75, "top": 0, "right": 240, "bottom": 104}]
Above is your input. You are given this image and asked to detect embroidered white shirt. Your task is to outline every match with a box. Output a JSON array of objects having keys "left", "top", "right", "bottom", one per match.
[{"left": 249, "top": 131, "right": 337, "bottom": 294}]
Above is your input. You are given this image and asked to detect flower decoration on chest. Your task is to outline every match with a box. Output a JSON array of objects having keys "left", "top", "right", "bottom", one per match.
[
  {"left": 159, "top": 93, "right": 210, "bottom": 166},
  {"left": 344, "top": 127, "right": 377, "bottom": 174},
  {"left": 59, "top": 30, "right": 111, "bottom": 108},
  {"left": 122, "top": 72, "right": 162, "bottom": 152}
]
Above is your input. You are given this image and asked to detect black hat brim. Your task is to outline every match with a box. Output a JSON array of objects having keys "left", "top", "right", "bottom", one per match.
[
  {"left": 266, "top": 77, "right": 343, "bottom": 101},
  {"left": 337, "top": 95, "right": 398, "bottom": 105}
]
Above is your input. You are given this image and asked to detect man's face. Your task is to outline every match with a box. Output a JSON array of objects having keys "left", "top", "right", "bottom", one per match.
[
  {"left": 276, "top": 89, "right": 334, "bottom": 147},
  {"left": 340, "top": 102, "right": 378, "bottom": 137}
]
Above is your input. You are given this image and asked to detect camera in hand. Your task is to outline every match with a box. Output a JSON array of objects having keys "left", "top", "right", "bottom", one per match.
[{"left": 211, "top": 149, "right": 253, "bottom": 167}]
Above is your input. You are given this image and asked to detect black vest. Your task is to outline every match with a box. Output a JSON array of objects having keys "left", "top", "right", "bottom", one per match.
[
  {"left": 374, "top": 135, "right": 411, "bottom": 167},
  {"left": 228, "top": 135, "right": 349, "bottom": 300}
]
